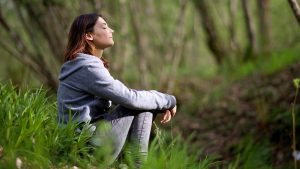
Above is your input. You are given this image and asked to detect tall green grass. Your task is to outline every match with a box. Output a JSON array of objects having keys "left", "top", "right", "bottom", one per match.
[
  {"left": 232, "top": 135, "right": 272, "bottom": 169},
  {"left": 0, "top": 83, "right": 216, "bottom": 169},
  {"left": 0, "top": 83, "right": 95, "bottom": 168}
]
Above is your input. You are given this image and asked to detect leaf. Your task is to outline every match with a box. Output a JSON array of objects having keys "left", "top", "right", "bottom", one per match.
[{"left": 293, "top": 78, "right": 300, "bottom": 89}]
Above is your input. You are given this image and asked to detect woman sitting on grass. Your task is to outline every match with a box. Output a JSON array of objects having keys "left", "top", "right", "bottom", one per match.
[{"left": 57, "top": 13, "right": 177, "bottom": 166}]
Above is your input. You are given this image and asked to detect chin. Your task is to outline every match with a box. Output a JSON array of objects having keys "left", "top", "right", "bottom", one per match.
[
  {"left": 102, "top": 43, "right": 114, "bottom": 49},
  {"left": 109, "top": 41, "right": 114, "bottom": 47}
]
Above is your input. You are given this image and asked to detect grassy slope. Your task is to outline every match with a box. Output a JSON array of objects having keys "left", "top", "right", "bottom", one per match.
[{"left": 174, "top": 46, "right": 300, "bottom": 168}]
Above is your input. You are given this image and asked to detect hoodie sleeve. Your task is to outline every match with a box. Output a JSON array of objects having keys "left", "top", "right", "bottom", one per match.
[{"left": 82, "top": 62, "right": 176, "bottom": 111}]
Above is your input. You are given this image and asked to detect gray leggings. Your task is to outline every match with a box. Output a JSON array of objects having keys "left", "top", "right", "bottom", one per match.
[{"left": 90, "top": 106, "right": 154, "bottom": 165}]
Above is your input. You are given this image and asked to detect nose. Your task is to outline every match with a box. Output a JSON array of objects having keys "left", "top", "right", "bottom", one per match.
[{"left": 110, "top": 28, "right": 114, "bottom": 33}]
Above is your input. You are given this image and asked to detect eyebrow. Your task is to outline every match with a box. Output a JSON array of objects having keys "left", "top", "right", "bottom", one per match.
[{"left": 102, "top": 22, "right": 107, "bottom": 25}]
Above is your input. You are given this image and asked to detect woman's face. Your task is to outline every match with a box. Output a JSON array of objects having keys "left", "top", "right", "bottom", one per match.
[{"left": 86, "top": 17, "right": 114, "bottom": 49}]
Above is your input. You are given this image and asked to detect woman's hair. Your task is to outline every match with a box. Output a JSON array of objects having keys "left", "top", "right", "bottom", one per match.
[{"left": 64, "top": 13, "right": 109, "bottom": 68}]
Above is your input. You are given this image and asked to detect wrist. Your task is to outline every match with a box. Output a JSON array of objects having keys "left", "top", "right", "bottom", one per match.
[{"left": 169, "top": 95, "right": 176, "bottom": 109}]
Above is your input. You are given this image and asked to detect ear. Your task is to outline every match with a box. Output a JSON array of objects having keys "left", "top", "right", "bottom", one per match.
[{"left": 85, "top": 33, "right": 93, "bottom": 41}]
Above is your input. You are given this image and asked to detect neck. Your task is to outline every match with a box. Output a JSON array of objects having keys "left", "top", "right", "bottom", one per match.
[{"left": 94, "top": 48, "right": 104, "bottom": 58}]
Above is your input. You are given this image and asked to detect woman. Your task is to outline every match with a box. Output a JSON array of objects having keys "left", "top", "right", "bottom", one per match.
[{"left": 57, "top": 13, "right": 177, "bottom": 166}]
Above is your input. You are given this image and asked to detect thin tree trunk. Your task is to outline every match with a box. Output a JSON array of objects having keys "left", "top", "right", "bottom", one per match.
[
  {"left": 158, "top": 0, "right": 188, "bottom": 92},
  {"left": 228, "top": 0, "right": 239, "bottom": 51},
  {"left": 257, "top": 0, "right": 271, "bottom": 53},
  {"left": 23, "top": 3, "right": 64, "bottom": 62},
  {"left": 242, "top": 0, "right": 257, "bottom": 60},
  {"left": 89, "top": 0, "right": 102, "bottom": 12},
  {"left": 288, "top": 0, "right": 300, "bottom": 25},
  {"left": 145, "top": 0, "right": 164, "bottom": 44},
  {"left": 46, "top": 5, "right": 68, "bottom": 59},
  {"left": 128, "top": 1, "right": 150, "bottom": 89},
  {"left": 12, "top": 0, "right": 47, "bottom": 65},
  {"left": 79, "top": 0, "right": 88, "bottom": 13},
  {"left": 193, "top": 0, "right": 227, "bottom": 65},
  {"left": 111, "top": 0, "right": 129, "bottom": 76}
]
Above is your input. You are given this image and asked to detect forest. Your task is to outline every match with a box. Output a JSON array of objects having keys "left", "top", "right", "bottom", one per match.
[{"left": 0, "top": 0, "right": 300, "bottom": 168}]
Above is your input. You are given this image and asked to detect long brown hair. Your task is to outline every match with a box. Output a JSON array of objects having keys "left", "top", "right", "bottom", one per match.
[{"left": 64, "top": 13, "right": 109, "bottom": 68}]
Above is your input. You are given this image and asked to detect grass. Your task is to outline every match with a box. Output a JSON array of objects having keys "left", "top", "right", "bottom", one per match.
[
  {"left": 0, "top": 82, "right": 218, "bottom": 169},
  {"left": 2, "top": 79, "right": 295, "bottom": 168},
  {"left": 0, "top": 83, "right": 95, "bottom": 168},
  {"left": 222, "top": 45, "right": 300, "bottom": 80}
]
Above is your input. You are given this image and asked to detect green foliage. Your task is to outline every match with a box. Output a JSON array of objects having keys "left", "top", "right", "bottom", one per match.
[
  {"left": 222, "top": 45, "right": 300, "bottom": 80},
  {"left": 230, "top": 135, "right": 273, "bottom": 169},
  {"left": 0, "top": 82, "right": 215, "bottom": 168},
  {"left": 140, "top": 133, "right": 214, "bottom": 169},
  {"left": 0, "top": 83, "right": 95, "bottom": 168},
  {"left": 293, "top": 78, "right": 300, "bottom": 89}
]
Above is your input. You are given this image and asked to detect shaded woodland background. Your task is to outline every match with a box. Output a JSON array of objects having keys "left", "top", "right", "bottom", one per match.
[{"left": 1, "top": 0, "right": 300, "bottom": 168}]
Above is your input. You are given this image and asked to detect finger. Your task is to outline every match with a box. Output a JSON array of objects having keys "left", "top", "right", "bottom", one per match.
[
  {"left": 160, "top": 115, "right": 165, "bottom": 123},
  {"left": 162, "top": 112, "right": 171, "bottom": 124},
  {"left": 165, "top": 113, "right": 172, "bottom": 123},
  {"left": 160, "top": 112, "right": 168, "bottom": 123},
  {"left": 161, "top": 110, "right": 170, "bottom": 123}
]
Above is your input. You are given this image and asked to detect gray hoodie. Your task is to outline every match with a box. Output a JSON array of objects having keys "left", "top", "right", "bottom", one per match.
[{"left": 57, "top": 53, "right": 176, "bottom": 124}]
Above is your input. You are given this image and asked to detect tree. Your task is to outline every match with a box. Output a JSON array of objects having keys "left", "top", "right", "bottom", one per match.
[
  {"left": 228, "top": 0, "right": 239, "bottom": 52},
  {"left": 288, "top": 0, "right": 300, "bottom": 25},
  {"left": 193, "top": 0, "right": 228, "bottom": 65},
  {"left": 257, "top": 0, "right": 271, "bottom": 53},
  {"left": 0, "top": 0, "right": 100, "bottom": 90},
  {"left": 0, "top": 1, "right": 61, "bottom": 90},
  {"left": 242, "top": 0, "right": 257, "bottom": 60}
]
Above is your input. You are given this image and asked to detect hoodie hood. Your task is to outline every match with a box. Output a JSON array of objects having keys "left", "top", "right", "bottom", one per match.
[{"left": 59, "top": 53, "right": 103, "bottom": 80}]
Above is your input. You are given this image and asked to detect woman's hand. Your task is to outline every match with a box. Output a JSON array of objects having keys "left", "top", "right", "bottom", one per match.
[
  {"left": 160, "top": 105, "right": 177, "bottom": 124},
  {"left": 160, "top": 110, "right": 172, "bottom": 124}
]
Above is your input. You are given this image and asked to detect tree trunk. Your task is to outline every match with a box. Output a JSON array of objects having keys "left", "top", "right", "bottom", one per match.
[
  {"left": 128, "top": 1, "right": 150, "bottom": 89},
  {"left": 89, "top": 0, "right": 102, "bottom": 13},
  {"left": 242, "top": 0, "right": 257, "bottom": 60},
  {"left": 193, "top": 0, "right": 227, "bottom": 65},
  {"left": 158, "top": 0, "right": 188, "bottom": 92},
  {"left": 228, "top": 0, "right": 239, "bottom": 52},
  {"left": 257, "top": 0, "right": 271, "bottom": 53},
  {"left": 109, "top": 0, "right": 130, "bottom": 78},
  {"left": 288, "top": 0, "right": 300, "bottom": 25}
]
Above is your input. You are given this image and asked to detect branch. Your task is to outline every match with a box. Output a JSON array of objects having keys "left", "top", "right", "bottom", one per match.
[
  {"left": 0, "top": 40, "right": 47, "bottom": 83},
  {"left": 0, "top": 8, "right": 58, "bottom": 90}
]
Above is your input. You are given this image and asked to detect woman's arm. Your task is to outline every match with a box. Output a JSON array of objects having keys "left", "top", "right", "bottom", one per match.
[{"left": 81, "top": 62, "right": 176, "bottom": 111}]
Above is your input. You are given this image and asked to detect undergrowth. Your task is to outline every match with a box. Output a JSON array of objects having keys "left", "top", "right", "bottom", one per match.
[{"left": 0, "top": 83, "right": 217, "bottom": 169}]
